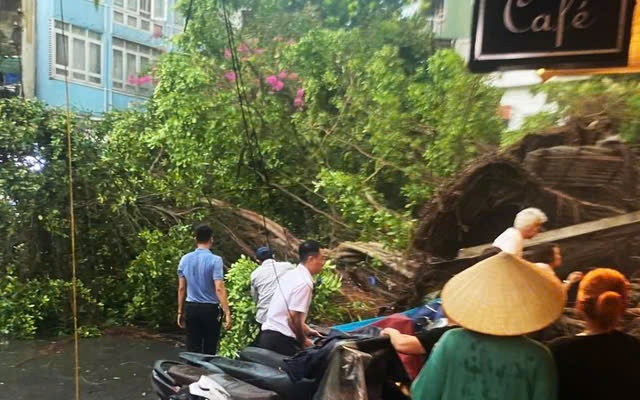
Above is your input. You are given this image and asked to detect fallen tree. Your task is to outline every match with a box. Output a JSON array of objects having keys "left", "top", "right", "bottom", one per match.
[{"left": 410, "top": 115, "right": 640, "bottom": 304}]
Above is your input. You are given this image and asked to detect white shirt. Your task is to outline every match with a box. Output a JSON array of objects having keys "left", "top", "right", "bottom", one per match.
[
  {"left": 250, "top": 259, "right": 295, "bottom": 324},
  {"left": 261, "top": 264, "right": 314, "bottom": 338},
  {"left": 535, "top": 262, "right": 557, "bottom": 279},
  {"left": 492, "top": 227, "right": 524, "bottom": 257}
]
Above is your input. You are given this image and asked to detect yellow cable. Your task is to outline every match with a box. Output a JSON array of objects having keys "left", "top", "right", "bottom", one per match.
[{"left": 58, "top": 5, "right": 81, "bottom": 400}]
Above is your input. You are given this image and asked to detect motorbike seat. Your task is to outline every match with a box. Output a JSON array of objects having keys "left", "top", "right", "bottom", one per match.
[
  {"left": 238, "top": 347, "right": 287, "bottom": 370},
  {"left": 168, "top": 363, "right": 211, "bottom": 386}
]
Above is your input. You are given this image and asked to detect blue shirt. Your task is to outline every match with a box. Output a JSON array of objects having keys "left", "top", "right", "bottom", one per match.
[{"left": 177, "top": 248, "right": 224, "bottom": 304}]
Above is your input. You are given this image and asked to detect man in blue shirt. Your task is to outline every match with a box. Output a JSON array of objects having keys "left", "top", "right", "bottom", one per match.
[{"left": 177, "top": 224, "right": 231, "bottom": 354}]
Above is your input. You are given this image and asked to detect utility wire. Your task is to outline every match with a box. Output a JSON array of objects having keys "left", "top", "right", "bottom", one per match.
[{"left": 58, "top": 1, "right": 81, "bottom": 399}]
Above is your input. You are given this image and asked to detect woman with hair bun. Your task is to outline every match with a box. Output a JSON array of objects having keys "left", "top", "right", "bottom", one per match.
[{"left": 549, "top": 268, "right": 640, "bottom": 400}]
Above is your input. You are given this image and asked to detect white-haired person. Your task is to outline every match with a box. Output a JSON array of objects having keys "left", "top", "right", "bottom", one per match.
[{"left": 493, "top": 207, "right": 548, "bottom": 258}]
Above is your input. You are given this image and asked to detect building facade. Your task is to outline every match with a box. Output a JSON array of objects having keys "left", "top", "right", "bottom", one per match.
[{"left": 32, "top": 0, "right": 184, "bottom": 113}]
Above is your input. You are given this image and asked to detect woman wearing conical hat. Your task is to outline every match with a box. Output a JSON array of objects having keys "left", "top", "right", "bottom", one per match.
[
  {"left": 411, "top": 252, "right": 564, "bottom": 400},
  {"left": 548, "top": 268, "right": 640, "bottom": 400}
]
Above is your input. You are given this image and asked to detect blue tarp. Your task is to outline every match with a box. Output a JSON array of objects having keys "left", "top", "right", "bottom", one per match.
[{"left": 331, "top": 299, "right": 444, "bottom": 332}]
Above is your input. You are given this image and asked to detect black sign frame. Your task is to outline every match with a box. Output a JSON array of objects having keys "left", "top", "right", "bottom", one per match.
[{"left": 469, "top": 0, "right": 637, "bottom": 72}]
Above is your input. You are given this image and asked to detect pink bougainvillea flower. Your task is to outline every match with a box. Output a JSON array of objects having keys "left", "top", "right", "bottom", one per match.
[
  {"left": 127, "top": 75, "right": 138, "bottom": 85},
  {"left": 265, "top": 75, "right": 285, "bottom": 92},
  {"left": 137, "top": 75, "right": 152, "bottom": 84},
  {"left": 224, "top": 48, "right": 232, "bottom": 59},
  {"left": 288, "top": 72, "right": 299, "bottom": 80},
  {"left": 265, "top": 75, "right": 278, "bottom": 86},
  {"left": 238, "top": 42, "right": 250, "bottom": 53},
  {"left": 278, "top": 70, "right": 288, "bottom": 79},
  {"left": 294, "top": 88, "right": 305, "bottom": 108},
  {"left": 224, "top": 71, "right": 237, "bottom": 82},
  {"left": 253, "top": 48, "right": 265, "bottom": 55}
]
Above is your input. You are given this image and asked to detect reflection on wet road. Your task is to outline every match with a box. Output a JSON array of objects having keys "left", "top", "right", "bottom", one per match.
[{"left": 0, "top": 336, "right": 181, "bottom": 399}]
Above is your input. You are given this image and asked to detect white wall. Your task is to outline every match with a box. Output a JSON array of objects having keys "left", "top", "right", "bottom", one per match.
[
  {"left": 491, "top": 71, "right": 553, "bottom": 131},
  {"left": 500, "top": 87, "right": 551, "bottom": 131}
]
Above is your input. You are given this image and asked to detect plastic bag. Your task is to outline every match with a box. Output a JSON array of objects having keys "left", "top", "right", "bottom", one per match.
[{"left": 313, "top": 345, "right": 371, "bottom": 400}]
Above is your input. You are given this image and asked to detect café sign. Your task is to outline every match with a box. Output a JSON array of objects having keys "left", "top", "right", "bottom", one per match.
[{"left": 469, "top": 0, "right": 637, "bottom": 72}]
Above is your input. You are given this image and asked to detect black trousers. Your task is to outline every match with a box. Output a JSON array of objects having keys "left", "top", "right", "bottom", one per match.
[
  {"left": 185, "top": 302, "right": 221, "bottom": 355},
  {"left": 256, "top": 329, "right": 302, "bottom": 356}
]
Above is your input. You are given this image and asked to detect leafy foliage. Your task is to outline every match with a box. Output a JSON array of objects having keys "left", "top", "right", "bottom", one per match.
[
  {"left": 0, "top": 267, "right": 102, "bottom": 339},
  {"left": 124, "top": 225, "right": 193, "bottom": 328},
  {"left": 508, "top": 76, "right": 640, "bottom": 144},
  {"left": 217, "top": 256, "right": 260, "bottom": 358},
  {"left": 2, "top": 0, "right": 511, "bottom": 338}
]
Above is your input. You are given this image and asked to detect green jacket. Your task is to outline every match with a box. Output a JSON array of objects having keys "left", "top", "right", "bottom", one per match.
[{"left": 411, "top": 328, "right": 556, "bottom": 400}]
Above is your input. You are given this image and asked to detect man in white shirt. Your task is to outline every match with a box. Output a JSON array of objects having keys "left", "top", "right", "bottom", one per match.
[
  {"left": 493, "top": 208, "right": 548, "bottom": 257},
  {"left": 257, "top": 240, "right": 325, "bottom": 356},
  {"left": 250, "top": 247, "right": 295, "bottom": 326}
]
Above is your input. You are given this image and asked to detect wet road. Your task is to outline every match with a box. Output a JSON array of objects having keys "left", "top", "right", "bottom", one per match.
[{"left": 0, "top": 336, "right": 181, "bottom": 400}]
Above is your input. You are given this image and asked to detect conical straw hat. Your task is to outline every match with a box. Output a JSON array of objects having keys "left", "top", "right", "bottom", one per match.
[{"left": 442, "top": 252, "right": 566, "bottom": 336}]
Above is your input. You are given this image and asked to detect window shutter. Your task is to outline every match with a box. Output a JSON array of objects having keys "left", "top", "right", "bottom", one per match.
[{"left": 48, "top": 19, "right": 55, "bottom": 78}]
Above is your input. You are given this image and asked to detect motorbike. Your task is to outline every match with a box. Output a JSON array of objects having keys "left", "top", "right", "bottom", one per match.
[
  {"left": 152, "top": 327, "right": 421, "bottom": 399},
  {"left": 151, "top": 358, "right": 279, "bottom": 400}
]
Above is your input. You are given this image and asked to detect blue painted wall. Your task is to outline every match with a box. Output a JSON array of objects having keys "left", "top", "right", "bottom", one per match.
[{"left": 35, "top": 0, "right": 182, "bottom": 114}]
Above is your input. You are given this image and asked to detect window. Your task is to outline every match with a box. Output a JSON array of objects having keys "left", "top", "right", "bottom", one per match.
[
  {"left": 52, "top": 21, "right": 102, "bottom": 86},
  {"left": 112, "top": 38, "right": 161, "bottom": 96},
  {"left": 426, "top": 0, "right": 446, "bottom": 34},
  {"left": 114, "top": 0, "right": 166, "bottom": 33}
]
